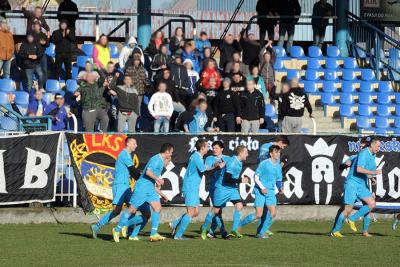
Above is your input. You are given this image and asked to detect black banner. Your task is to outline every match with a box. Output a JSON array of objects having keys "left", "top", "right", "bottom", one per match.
[
  {"left": 360, "top": 0, "right": 400, "bottom": 23},
  {"left": 0, "top": 133, "right": 61, "bottom": 205},
  {"left": 65, "top": 133, "right": 400, "bottom": 214}
]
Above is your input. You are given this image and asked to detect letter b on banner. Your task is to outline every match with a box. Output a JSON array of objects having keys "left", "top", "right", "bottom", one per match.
[{"left": 21, "top": 148, "right": 51, "bottom": 189}]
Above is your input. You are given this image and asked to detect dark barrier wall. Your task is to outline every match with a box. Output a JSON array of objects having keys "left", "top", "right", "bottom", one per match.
[{"left": 65, "top": 133, "right": 400, "bottom": 214}]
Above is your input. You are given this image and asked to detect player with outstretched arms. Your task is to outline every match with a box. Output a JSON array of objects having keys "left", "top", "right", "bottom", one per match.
[{"left": 258, "top": 136, "right": 289, "bottom": 162}]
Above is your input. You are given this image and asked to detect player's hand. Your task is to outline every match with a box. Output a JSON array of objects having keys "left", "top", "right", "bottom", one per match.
[
  {"left": 279, "top": 189, "right": 284, "bottom": 195},
  {"left": 218, "top": 161, "right": 226, "bottom": 169},
  {"left": 156, "top": 178, "right": 164, "bottom": 187},
  {"left": 371, "top": 177, "right": 377, "bottom": 186},
  {"left": 261, "top": 188, "right": 267, "bottom": 195},
  {"left": 242, "top": 176, "right": 250, "bottom": 184},
  {"left": 345, "top": 160, "right": 352, "bottom": 167},
  {"left": 375, "top": 169, "right": 382, "bottom": 175}
]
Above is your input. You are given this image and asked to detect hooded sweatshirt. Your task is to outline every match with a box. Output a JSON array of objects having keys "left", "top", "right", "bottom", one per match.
[
  {"left": 119, "top": 36, "right": 144, "bottom": 68},
  {"left": 148, "top": 91, "right": 174, "bottom": 118}
]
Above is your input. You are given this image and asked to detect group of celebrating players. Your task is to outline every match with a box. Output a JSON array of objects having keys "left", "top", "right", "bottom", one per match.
[{"left": 90, "top": 135, "right": 400, "bottom": 242}]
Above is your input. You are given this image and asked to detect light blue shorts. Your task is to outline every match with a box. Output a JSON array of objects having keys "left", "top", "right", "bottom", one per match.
[
  {"left": 213, "top": 187, "right": 241, "bottom": 207},
  {"left": 254, "top": 189, "right": 277, "bottom": 207},
  {"left": 129, "top": 181, "right": 160, "bottom": 208},
  {"left": 343, "top": 181, "right": 372, "bottom": 205},
  {"left": 184, "top": 191, "right": 200, "bottom": 207},
  {"left": 112, "top": 185, "right": 131, "bottom": 206}
]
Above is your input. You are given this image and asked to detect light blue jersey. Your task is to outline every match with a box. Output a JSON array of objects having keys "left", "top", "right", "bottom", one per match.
[
  {"left": 347, "top": 148, "right": 376, "bottom": 186},
  {"left": 138, "top": 154, "right": 164, "bottom": 185},
  {"left": 222, "top": 156, "right": 243, "bottom": 188},
  {"left": 188, "top": 108, "right": 208, "bottom": 134},
  {"left": 254, "top": 158, "right": 283, "bottom": 193},
  {"left": 113, "top": 149, "right": 133, "bottom": 186},
  {"left": 183, "top": 151, "right": 206, "bottom": 194},
  {"left": 258, "top": 142, "right": 273, "bottom": 162},
  {"left": 205, "top": 154, "right": 231, "bottom": 193}
]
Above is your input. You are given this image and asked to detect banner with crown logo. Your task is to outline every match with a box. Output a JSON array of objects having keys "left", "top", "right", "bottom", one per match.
[{"left": 66, "top": 133, "right": 400, "bottom": 214}]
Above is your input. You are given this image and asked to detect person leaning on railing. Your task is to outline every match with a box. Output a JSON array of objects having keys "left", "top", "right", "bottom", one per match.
[
  {"left": 256, "top": 0, "right": 279, "bottom": 48},
  {"left": 22, "top": 0, "right": 50, "bottom": 38},
  {"left": 311, "top": 0, "right": 334, "bottom": 48},
  {"left": 44, "top": 93, "right": 72, "bottom": 131},
  {"left": 277, "top": 0, "right": 301, "bottom": 54},
  {"left": 74, "top": 71, "right": 109, "bottom": 132}
]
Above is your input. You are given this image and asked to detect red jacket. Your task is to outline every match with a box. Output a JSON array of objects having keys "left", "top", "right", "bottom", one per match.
[{"left": 200, "top": 67, "right": 221, "bottom": 90}]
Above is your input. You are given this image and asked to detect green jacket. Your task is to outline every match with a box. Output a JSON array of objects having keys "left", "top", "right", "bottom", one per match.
[{"left": 78, "top": 79, "right": 107, "bottom": 110}]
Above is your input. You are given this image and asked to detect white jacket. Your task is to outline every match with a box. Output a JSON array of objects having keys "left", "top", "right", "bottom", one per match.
[
  {"left": 148, "top": 92, "right": 174, "bottom": 118},
  {"left": 119, "top": 44, "right": 144, "bottom": 69}
]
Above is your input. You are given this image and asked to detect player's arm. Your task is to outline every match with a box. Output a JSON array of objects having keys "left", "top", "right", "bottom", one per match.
[
  {"left": 254, "top": 164, "right": 267, "bottom": 194},
  {"left": 155, "top": 184, "right": 169, "bottom": 202},
  {"left": 276, "top": 164, "right": 284, "bottom": 194},
  {"left": 128, "top": 166, "right": 141, "bottom": 180},
  {"left": 146, "top": 168, "right": 164, "bottom": 186},
  {"left": 356, "top": 152, "right": 381, "bottom": 176}
]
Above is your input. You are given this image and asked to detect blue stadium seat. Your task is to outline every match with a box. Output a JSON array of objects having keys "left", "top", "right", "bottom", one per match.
[
  {"left": 359, "top": 81, "right": 374, "bottom": 93},
  {"left": 325, "top": 58, "right": 340, "bottom": 70},
  {"left": 46, "top": 79, "right": 61, "bottom": 93},
  {"left": 307, "top": 58, "right": 322, "bottom": 70},
  {"left": 377, "top": 93, "right": 392, "bottom": 105},
  {"left": 358, "top": 93, "right": 373, "bottom": 105},
  {"left": 66, "top": 79, "right": 79, "bottom": 93},
  {"left": 265, "top": 104, "right": 277, "bottom": 118},
  {"left": 396, "top": 105, "right": 400, "bottom": 116},
  {"left": 0, "top": 92, "right": 9, "bottom": 105},
  {"left": 324, "top": 69, "right": 338, "bottom": 81},
  {"left": 358, "top": 105, "right": 372, "bottom": 117},
  {"left": 327, "top": 46, "right": 341, "bottom": 58},
  {"left": 81, "top": 43, "right": 94, "bottom": 57},
  {"left": 377, "top": 105, "right": 392, "bottom": 117},
  {"left": 308, "top": 46, "right": 323, "bottom": 58},
  {"left": 43, "top": 93, "right": 52, "bottom": 105},
  {"left": 342, "top": 69, "right": 357, "bottom": 81},
  {"left": 394, "top": 117, "right": 400, "bottom": 128},
  {"left": 375, "top": 128, "right": 387, "bottom": 135},
  {"left": 273, "top": 46, "right": 288, "bottom": 59},
  {"left": 395, "top": 93, "right": 400, "bottom": 105},
  {"left": 356, "top": 116, "right": 371, "bottom": 130},
  {"left": 290, "top": 46, "right": 306, "bottom": 59},
  {"left": 321, "top": 93, "right": 335, "bottom": 106},
  {"left": 286, "top": 70, "right": 300, "bottom": 81},
  {"left": 305, "top": 69, "right": 320, "bottom": 81},
  {"left": 273, "top": 59, "right": 285, "bottom": 71},
  {"left": 378, "top": 81, "right": 393, "bottom": 93},
  {"left": 0, "top": 79, "right": 15, "bottom": 92},
  {"left": 343, "top": 57, "right": 359, "bottom": 69},
  {"left": 340, "top": 93, "right": 354, "bottom": 105},
  {"left": 361, "top": 69, "right": 376, "bottom": 81},
  {"left": 322, "top": 81, "right": 337, "bottom": 94},
  {"left": 341, "top": 81, "right": 356, "bottom": 93},
  {"left": 340, "top": 105, "right": 354, "bottom": 117},
  {"left": 14, "top": 91, "right": 29, "bottom": 106},
  {"left": 77, "top": 56, "right": 90, "bottom": 69},
  {"left": 355, "top": 47, "right": 367, "bottom": 60},
  {"left": 72, "top": 66, "right": 79, "bottom": 79},
  {"left": 45, "top": 43, "right": 55, "bottom": 58},
  {"left": 375, "top": 117, "right": 389, "bottom": 129},
  {"left": 303, "top": 81, "right": 319, "bottom": 94},
  {"left": 109, "top": 43, "right": 119, "bottom": 58}
]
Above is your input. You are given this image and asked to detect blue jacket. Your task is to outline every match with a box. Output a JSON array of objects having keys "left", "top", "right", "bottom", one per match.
[
  {"left": 44, "top": 102, "right": 68, "bottom": 131},
  {"left": 27, "top": 98, "right": 48, "bottom": 115},
  {"left": 181, "top": 50, "right": 200, "bottom": 73},
  {"left": 195, "top": 37, "right": 211, "bottom": 56},
  {"left": 188, "top": 108, "right": 208, "bottom": 134}
]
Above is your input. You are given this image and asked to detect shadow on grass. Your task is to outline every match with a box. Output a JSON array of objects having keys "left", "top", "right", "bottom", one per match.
[
  {"left": 59, "top": 232, "right": 113, "bottom": 241},
  {"left": 276, "top": 230, "right": 331, "bottom": 236}
]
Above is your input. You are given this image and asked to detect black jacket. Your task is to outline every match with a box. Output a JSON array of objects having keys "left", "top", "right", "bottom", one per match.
[
  {"left": 240, "top": 89, "right": 265, "bottom": 120},
  {"left": 219, "top": 40, "right": 242, "bottom": 69},
  {"left": 281, "top": 87, "right": 312, "bottom": 117},
  {"left": 230, "top": 78, "right": 247, "bottom": 95},
  {"left": 277, "top": 0, "right": 301, "bottom": 24},
  {"left": 18, "top": 41, "right": 43, "bottom": 69},
  {"left": 51, "top": 28, "right": 76, "bottom": 54},
  {"left": 311, "top": 1, "right": 334, "bottom": 28},
  {"left": 240, "top": 28, "right": 260, "bottom": 66},
  {"left": 170, "top": 62, "right": 190, "bottom": 91},
  {"left": 256, "top": 0, "right": 280, "bottom": 26},
  {"left": 32, "top": 31, "right": 49, "bottom": 55},
  {"left": 213, "top": 89, "right": 241, "bottom": 117},
  {"left": 57, "top": 0, "right": 79, "bottom": 29},
  {"left": 110, "top": 77, "right": 139, "bottom": 114}
]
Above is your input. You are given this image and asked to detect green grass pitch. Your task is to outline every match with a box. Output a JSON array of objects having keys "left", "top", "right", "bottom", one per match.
[{"left": 0, "top": 221, "right": 398, "bottom": 266}]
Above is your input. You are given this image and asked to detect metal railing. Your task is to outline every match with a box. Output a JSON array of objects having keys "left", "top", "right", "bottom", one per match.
[{"left": 0, "top": 105, "right": 52, "bottom": 132}]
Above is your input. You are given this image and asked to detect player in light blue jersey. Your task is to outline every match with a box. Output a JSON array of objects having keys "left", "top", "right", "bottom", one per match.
[
  {"left": 239, "top": 145, "right": 283, "bottom": 238},
  {"left": 205, "top": 145, "right": 249, "bottom": 238},
  {"left": 200, "top": 140, "right": 231, "bottom": 240},
  {"left": 113, "top": 143, "right": 174, "bottom": 242},
  {"left": 258, "top": 136, "right": 289, "bottom": 162},
  {"left": 170, "top": 139, "right": 225, "bottom": 240},
  {"left": 90, "top": 137, "right": 141, "bottom": 239},
  {"left": 331, "top": 138, "right": 381, "bottom": 237}
]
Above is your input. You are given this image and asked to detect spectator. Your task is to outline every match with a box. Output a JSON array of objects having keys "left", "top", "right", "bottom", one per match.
[
  {"left": 195, "top": 31, "right": 211, "bottom": 57},
  {"left": 230, "top": 72, "right": 246, "bottom": 95},
  {"left": 44, "top": 93, "right": 71, "bottom": 131},
  {"left": 27, "top": 88, "right": 47, "bottom": 116},
  {"left": 270, "top": 82, "right": 290, "bottom": 131},
  {"left": 281, "top": 77, "right": 312, "bottom": 133},
  {"left": 93, "top": 34, "right": 111, "bottom": 74},
  {"left": 156, "top": 68, "right": 185, "bottom": 114},
  {"left": 259, "top": 49, "right": 276, "bottom": 96},
  {"left": 186, "top": 99, "right": 218, "bottom": 134},
  {"left": 277, "top": 0, "right": 301, "bottom": 54},
  {"left": 32, "top": 21, "right": 49, "bottom": 82},
  {"left": 57, "top": 0, "right": 79, "bottom": 31},
  {"left": 219, "top": 33, "right": 241, "bottom": 69},
  {"left": 256, "top": 0, "right": 279, "bottom": 48},
  {"left": 181, "top": 42, "right": 200, "bottom": 73},
  {"left": 184, "top": 59, "right": 199, "bottom": 96},
  {"left": 0, "top": 0, "right": 11, "bottom": 20},
  {"left": 22, "top": 0, "right": 50, "bottom": 37},
  {"left": 169, "top": 27, "right": 185, "bottom": 55},
  {"left": 199, "top": 76, "right": 219, "bottom": 110},
  {"left": 213, "top": 78, "right": 241, "bottom": 132},
  {"left": 200, "top": 59, "right": 221, "bottom": 92},
  {"left": 145, "top": 30, "right": 165, "bottom": 56},
  {"left": 108, "top": 75, "right": 139, "bottom": 133},
  {"left": 103, "top": 62, "right": 120, "bottom": 130},
  {"left": 125, "top": 56, "right": 147, "bottom": 111},
  {"left": 240, "top": 28, "right": 260, "bottom": 67},
  {"left": 170, "top": 55, "right": 190, "bottom": 107},
  {"left": 119, "top": 37, "right": 144, "bottom": 70},
  {"left": 74, "top": 72, "right": 109, "bottom": 132},
  {"left": 19, "top": 33, "right": 44, "bottom": 91},
  {"left": 175, "top": 99, "right": 197, "bottom": 132},
  {"left": 0, "top": 93, "right": 22, "bottom": 131},
  {"left": 0, "top": 19, "right": 14, "bottom": 79},
  {"left": 200, "top": 47, "right": 213, "bottom": 70},
  {"left": 248, "top": 65, "right": 267, "bottom": 101},
  {"left": 51, "top": 20, "right": 75, "bottom": 80},
  {"left": 224, "top": 51, "right": 249, "bottom": 76},
  {"left": 150, "top": 44, "right": 172, "bottom": 81},
  {"left": 148, "top": 81, "right": 174, "bottom": 133},
  {"left": 312, "top": 0, "right": 334, "bottom": 47},
  {"left": 238, "top": 79, "right": 265, "bottom": 133},
  {"left": 78, "top": 61, "right": 99, "bottom": 83}
]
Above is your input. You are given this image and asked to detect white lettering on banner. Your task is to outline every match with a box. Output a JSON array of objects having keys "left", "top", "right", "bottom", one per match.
[
  {"left": 21, "top": 148, "right": 51, "bottom": 189},
  {"left": 240, "top": 168, "right": 256, "bottom": 200},
  {"left": 305, "top": 138, "right": 336, "bottom": 204},
  {"left": 284, "top": 167, "right": 304, "bottom": 199},
  {"left": 161, "top": 170, "right": 180, "bottom": 202},
  {"left": 363, "top": 0, "right": 380, "bottom": 8},
  {"left": 388, "top": 167, "right": 400, "bottom": 199},
  {"left": 375, "top": 156, "right": 386, "bottom": 198},
  {"left": 341, "top": 155, "right": 350, "bottom": 178},
  {"left": 0, "top": 150, "right": 6, "bottom": 193},
  {"left": 228, "top": 137, "right": 259, "bottom": 152}
]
